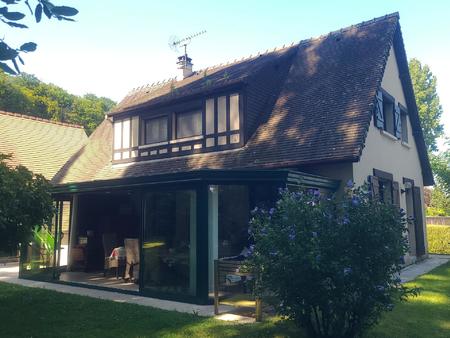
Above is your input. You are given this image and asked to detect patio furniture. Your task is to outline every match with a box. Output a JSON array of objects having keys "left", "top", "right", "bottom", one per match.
[
  {"left": 102, "top": 233, "right": 118, "bottom": 276},
  {"left": 213, "top": 259, "right": 262, "bottom": 321},
  {"left": 124, "top": 238, "right": 140, "bottom": 282}
]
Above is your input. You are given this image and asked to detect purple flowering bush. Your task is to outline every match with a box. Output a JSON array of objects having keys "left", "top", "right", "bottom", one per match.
[{"left": 248, "top": 184, "right": 417, "bottom": 338}]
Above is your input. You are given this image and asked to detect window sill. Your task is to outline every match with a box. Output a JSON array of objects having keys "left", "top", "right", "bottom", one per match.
[
  {"left": 169, "top": 135, "right": 204, "bottom": 144},
  {"left": 139, "top": 141, "right": 169, "bottom": 149},
  {"left": 401, "top": 141, "right": 411, "bottom": 149},
  {"left": 380, "top": 129, "right": 399, "bottom": 142}
]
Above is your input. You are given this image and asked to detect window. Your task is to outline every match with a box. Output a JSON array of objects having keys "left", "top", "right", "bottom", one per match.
[
  {"left": 375, "top": 90, "right": 402, "bottom": 139},
  {"left": 205, "top": 99, "right": 214, "bottom": 134},
  {"left": 116, "top": 92, "right": 242, "bottom": 162},
  {"left": 113, "top": 117, "right": 139, "bottom": 161},
  {"left": 217, "top": 96, "right": 227, "bottom": 133},
  {"left": 176, "top": 110, "right": 202, "bottom": 139},
  {"left": 382, "top": 94, "right": 395, "bottom": 135},
  {"left": 370, "top": 169, "right": 400, "bottom": 206},
  {"left": 379, "top": 179, "right": 393, "bottom": 204},
  {"left": 400, "top": 107, "right": 408, "bottom": 143},
  {"left": 230, "top": 94, "right": 240, "bottom": 131},
  {"left": 145, "top": 116, "right": 168, "bottom": 144}
]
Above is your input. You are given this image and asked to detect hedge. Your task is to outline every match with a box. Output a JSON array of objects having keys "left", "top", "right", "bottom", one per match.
[{"left": 427, "top": 224, "right": 450, "bottom": 254}]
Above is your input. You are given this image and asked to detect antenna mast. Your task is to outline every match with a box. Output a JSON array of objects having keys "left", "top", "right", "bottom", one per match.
[{"left": 169, "top": 30, "right": 206, "bottom": 78}]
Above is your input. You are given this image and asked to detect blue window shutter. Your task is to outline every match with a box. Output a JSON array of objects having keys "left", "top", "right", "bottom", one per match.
[
  {"left": 394, "top": 103, "right": 402, "bottom": 139},
  {"left": 375, "top": 91, "right": 384, "bottom": 129}
]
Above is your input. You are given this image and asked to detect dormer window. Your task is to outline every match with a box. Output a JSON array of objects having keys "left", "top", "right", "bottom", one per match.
[{"left": 112, "top": 92, "right": 243, "bottom": 163}]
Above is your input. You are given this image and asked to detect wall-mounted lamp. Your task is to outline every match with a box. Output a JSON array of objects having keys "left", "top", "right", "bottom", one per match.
[{"left": 401, "top": 181, "right": 413, "bottom": 194}]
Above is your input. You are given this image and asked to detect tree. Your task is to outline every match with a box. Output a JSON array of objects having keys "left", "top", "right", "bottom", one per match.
[
  {"left": 0, "top": 154, "right": 53, "bottom": 255},
  {"left": 430, "top": 149, "right": 450, "bottom": 196},
  {"left": 0, "top": 0, "right": 78, "bottom": 74},
  {"left": 426, "top": 185, "right": 450, "bottom": 216},
  {"left": 248, "top": 186, "right": 417, "bottom": 338},
  {"left": 409, "top": 58, "right": 444, "bottom": 152},
  {"left": 0, "top": 71, "right": 116, "bottom": 133}
]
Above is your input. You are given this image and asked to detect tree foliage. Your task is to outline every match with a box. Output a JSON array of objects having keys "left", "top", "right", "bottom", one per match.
[
  {"left": 408, "top": 58, "right": 444, "bottom": 152},
  {"left": 0, "top": 153, "right": 54, "bottom": 254},
  {"left": 0, "top": 0, "right": 78, "bottom": 74},
  {"left": 248, "top": 185, "right": 417, "bottom": 338},
  {"left": 430, "top": 150, "right": 450, "bottom": 196},
  {"left": 0, "top": 71, "right": 115, "bottom": 133}
]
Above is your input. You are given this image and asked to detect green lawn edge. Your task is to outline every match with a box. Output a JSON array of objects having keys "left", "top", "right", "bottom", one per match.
[{"left": 0, "top": 261, "right": 449, "bottom": 338}]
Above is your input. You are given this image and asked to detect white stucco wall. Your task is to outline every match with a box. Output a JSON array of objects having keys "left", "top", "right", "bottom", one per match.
[{"left": 352, "top": 45, "right": 428, "bottom": 261}]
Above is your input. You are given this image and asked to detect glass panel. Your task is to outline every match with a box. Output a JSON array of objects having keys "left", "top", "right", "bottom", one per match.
[
  {"left": 20, "top": 203, "right": 59, "bottom": 280},
  {"left": 401, "top": 113, "right": 408, "bottom": 143},
  {"left": 218, "top": 186, "right": 250, "bottom": 258},
  {"left": 218, "top": 135, "right": 227, "bottom": 145},
  {"left": 56, "top": 201, "right": 71, "bottom": 267},
  {"left": 176, "top": 110, "right": 202, "bottom": 139},
  {"left": 206, "top": 99, "right": 215, "bottom": 135},
  {"left": 113, "top": 120, "right": 122, "bottom": 150},
  {"left": 206, "top": 137, "right": 215, "bottom": 147},
  {"left": 143, "top": 190, "right": 196, "bottom": 295},
  {"left": 113, "top": 152, "right": 121, "bottom": 160},
  {"left": 122, "top": 119, "right": 130, "bottom": 148},
  {"left": 145, "top": 117, "right": 168, "bottom": 144},
  {"left": 218, "top": 96, "right": 227, "bottom": 133},
  {"left": 230, "top": 134, "right": 240, "bottom": 144},
  {"left": 383, "top": 96, "right": 395, "bottom": 134},
  {"left": 229, "top": 94, "right": 240, "bottom": 131},
  {"left": 380, "top": 179, "right": 393, "bottom": 204},
  {"left": 131, "top": 116, "right": 139, "bottom": 147}
]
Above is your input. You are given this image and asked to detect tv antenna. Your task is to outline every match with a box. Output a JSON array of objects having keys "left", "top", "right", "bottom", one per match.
[{"left": 168, "top": 30, "right": 206, "bottom": 56}]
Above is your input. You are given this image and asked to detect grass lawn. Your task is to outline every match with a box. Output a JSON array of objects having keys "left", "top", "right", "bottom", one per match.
[{"left": 0, "top": 262, "right": 448, "bottom": 338}]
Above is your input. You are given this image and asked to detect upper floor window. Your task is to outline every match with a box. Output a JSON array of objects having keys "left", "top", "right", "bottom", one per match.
[
  {"left": 175, "top": 110, "right": 202, "bottom": 139},
  {"left": 400, "top": 105, "right": 408, "bottom": 143},
  {"left": 112, "top": 92, "right": 242, "bottom": 162},
  {"left": 374, "top": 90, "right": 402, "bottom": 139},
  {"left": 205, "top": 93, "right": 241, "bottom": 147},
  {"left": 145, "top": 116, "right": 168, "bottom": 144},
  {"left": 113, "top": 116, "right": 139, "bottom": 161}
]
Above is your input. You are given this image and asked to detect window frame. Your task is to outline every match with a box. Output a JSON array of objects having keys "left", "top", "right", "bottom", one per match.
[
  {"left": 399, "top": 104, "right": 409, "bottom": 143},
  {"left": 143, "top": 115, "right": 169, "bottom": 145},
  {"left": 174, "top": 109, "right": 203, "bottom": 140},
  {"left": 373, "top": 168, "right": 395, "bottom": 204},
  {"left": 381, "top": 90, "right": 396, "bottom": 135}
]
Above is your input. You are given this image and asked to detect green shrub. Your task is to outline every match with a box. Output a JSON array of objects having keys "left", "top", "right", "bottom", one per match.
[
  {"left": 248, "top": 184, "right": 418, "bottom": 338},
  {"left": 427, "top": 224, "right": 450, "bottom": 254}
]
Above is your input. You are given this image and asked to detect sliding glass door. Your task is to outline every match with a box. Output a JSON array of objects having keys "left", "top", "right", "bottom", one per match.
[{"left": 142, "top": 189, "right": 197, "bottom": 296}]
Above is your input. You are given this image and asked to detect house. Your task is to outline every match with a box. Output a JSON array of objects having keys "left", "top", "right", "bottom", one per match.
[
  {"left": 19, "top": 13, "right": 433, "bottom": 305},
  {"left": 0, "top": 111, "right": 87, "bottom": 261}
]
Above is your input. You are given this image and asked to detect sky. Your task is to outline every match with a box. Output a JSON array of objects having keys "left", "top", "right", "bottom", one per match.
[{"left": 4, "top": 0, "right": 450, "bottom": 145}]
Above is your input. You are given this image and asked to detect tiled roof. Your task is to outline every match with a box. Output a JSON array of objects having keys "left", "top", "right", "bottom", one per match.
[
  {"left": 0, "top": 111, "right": 88, "bottom": 180},
  {"left": 52, "top": 13, "right": 433, "bottom": 187}
]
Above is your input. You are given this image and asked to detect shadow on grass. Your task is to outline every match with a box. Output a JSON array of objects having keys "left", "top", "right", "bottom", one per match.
[
  {"left": 0, "top": 282, "right": 304, "bottom": 338},
  {"left": 1, "top": 261, "right": 448, "bottom": 338}
]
